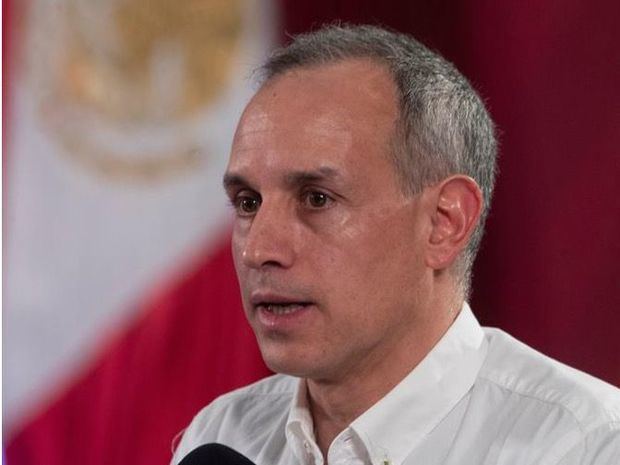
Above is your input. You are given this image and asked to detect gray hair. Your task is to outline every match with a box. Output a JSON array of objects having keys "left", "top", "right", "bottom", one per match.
[{"left": 259, "top": 24, "right": 498, "bottom": 297}]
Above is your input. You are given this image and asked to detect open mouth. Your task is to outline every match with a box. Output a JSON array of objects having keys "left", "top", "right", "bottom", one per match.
[{"left": 255, "top": 302, "right": 312, "bottom": 315}]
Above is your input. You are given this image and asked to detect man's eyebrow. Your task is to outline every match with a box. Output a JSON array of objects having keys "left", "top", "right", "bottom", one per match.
[
  {"left": 283, "top": 166, "right": 341, "bottom": 186},
  {"left": 222, "top": 166, "right": 341, "bottom": 191},
  {"left": 222, "top": 173, "right": 249, "bottom": 191}
]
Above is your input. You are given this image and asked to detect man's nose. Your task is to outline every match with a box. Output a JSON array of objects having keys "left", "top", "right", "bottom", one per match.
[{"left": 241, "top": 202, "right": 297, "bottom": 270}]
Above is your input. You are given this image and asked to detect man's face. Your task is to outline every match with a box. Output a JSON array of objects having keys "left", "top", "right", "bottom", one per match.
[{"left": 225, "top": 59, "right": 432, "bottom": 382}]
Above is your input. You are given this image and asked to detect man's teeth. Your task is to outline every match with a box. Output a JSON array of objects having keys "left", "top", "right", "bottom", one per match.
[{"left": 262, "top": 303, "right": 305, "bottom": 315}]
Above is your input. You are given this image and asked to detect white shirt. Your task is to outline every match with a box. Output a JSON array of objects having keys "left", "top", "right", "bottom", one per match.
[{"left": 172, "top": 305, "right": 620, "bottom": 465}]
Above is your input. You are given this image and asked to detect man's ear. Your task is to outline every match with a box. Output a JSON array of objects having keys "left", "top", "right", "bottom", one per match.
[{"left": 425, "top": 175, "right": 483, "bottom": 270}]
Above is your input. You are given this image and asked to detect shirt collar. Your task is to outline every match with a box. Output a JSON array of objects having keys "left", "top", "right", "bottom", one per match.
[{"left": 285, "top": 303, "right": 488, "bottom": 465}]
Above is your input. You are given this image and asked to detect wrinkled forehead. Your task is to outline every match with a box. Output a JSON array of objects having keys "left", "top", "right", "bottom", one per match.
[{"left": 232, "top": 107, "right": 353, "bottom": 158}]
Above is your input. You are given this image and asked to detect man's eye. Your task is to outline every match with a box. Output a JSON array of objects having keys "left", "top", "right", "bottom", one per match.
[
  {"left": 234, "top": 195, "right": 261, "bottom": 216},
  {"left": 302, "top": 191, "right": 333, "bottom": 209}
]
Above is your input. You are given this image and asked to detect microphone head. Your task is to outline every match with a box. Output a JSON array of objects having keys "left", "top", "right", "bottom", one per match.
[{"left": 178, "top": 443, "right": 256, "bottom": 465}]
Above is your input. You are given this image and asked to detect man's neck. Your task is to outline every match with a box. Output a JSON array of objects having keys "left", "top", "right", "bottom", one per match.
[
  {"left": 305, "top": 306, "right": 458, "bottom": 458},
  {"left": 306, "top": 351, "right": 423, "bottom": 457}
]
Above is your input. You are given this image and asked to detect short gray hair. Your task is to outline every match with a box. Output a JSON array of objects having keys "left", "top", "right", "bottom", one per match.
[{"left": 259, "top": 24, "right": 498, "bottom": 296}]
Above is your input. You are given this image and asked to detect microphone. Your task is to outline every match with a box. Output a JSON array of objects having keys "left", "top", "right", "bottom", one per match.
[{"left": 178, "top": 443, "right": 256, "bottom": 465}]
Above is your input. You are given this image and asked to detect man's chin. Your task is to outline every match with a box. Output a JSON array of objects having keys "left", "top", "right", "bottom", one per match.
[{"left": 258, "top": 346, "right": 320, "bottom": 379}]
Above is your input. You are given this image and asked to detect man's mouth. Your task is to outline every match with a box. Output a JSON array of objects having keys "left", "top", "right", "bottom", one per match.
[
  {"left": 255, "top": 302, "right": 312, "bottom": 315},
  {"left": 250, "top": 291, "right": 315, "bottom": 326}
]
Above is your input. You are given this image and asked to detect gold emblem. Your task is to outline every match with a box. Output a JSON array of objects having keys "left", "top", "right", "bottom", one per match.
[{"left": 33, "top": 0, "right": 244, "bottom": 182}]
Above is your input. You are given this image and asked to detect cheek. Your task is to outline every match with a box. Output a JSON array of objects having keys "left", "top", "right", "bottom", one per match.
[
  {"left": 231, "top": 232, "right": 242, "bottom": 268},
  {"left": 230, "top": 229, "right": 250, "bottom": 296},
  {"left": 231, "top": 222, "right": 248, "bottom": 267},
  {"left": 332, "top": 210, "right": 414, "bottom": 264},
  {"left": 323, "top": 213, "right": 423, "bottom": 300}
]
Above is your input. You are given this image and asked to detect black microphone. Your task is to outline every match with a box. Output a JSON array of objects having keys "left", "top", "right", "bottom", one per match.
[{"left": 178, "top": 443, "right": 256, "bottom": 465}]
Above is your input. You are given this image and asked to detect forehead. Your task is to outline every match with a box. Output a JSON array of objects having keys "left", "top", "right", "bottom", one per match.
[{"left": 228, "top": 59, "right": 400, "bottom": 176}]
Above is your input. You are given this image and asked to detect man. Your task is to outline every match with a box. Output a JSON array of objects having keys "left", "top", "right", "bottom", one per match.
[{"left": 172, "top": 25, "right": 619, "bottom": 465}]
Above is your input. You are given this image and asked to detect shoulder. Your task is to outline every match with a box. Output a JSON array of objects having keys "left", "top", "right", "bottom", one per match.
[
  {"left": 471, "top": 328, "right": 620, "bottom": 463},
  {"left": 172, "top": 374, "right": 298, "bottom": 463},
  {"left": 480, "top": 327, "right": 620, "bottom": 427},
  {"left": 188, "top": 373, "right": 297, "bottom": 428}
]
